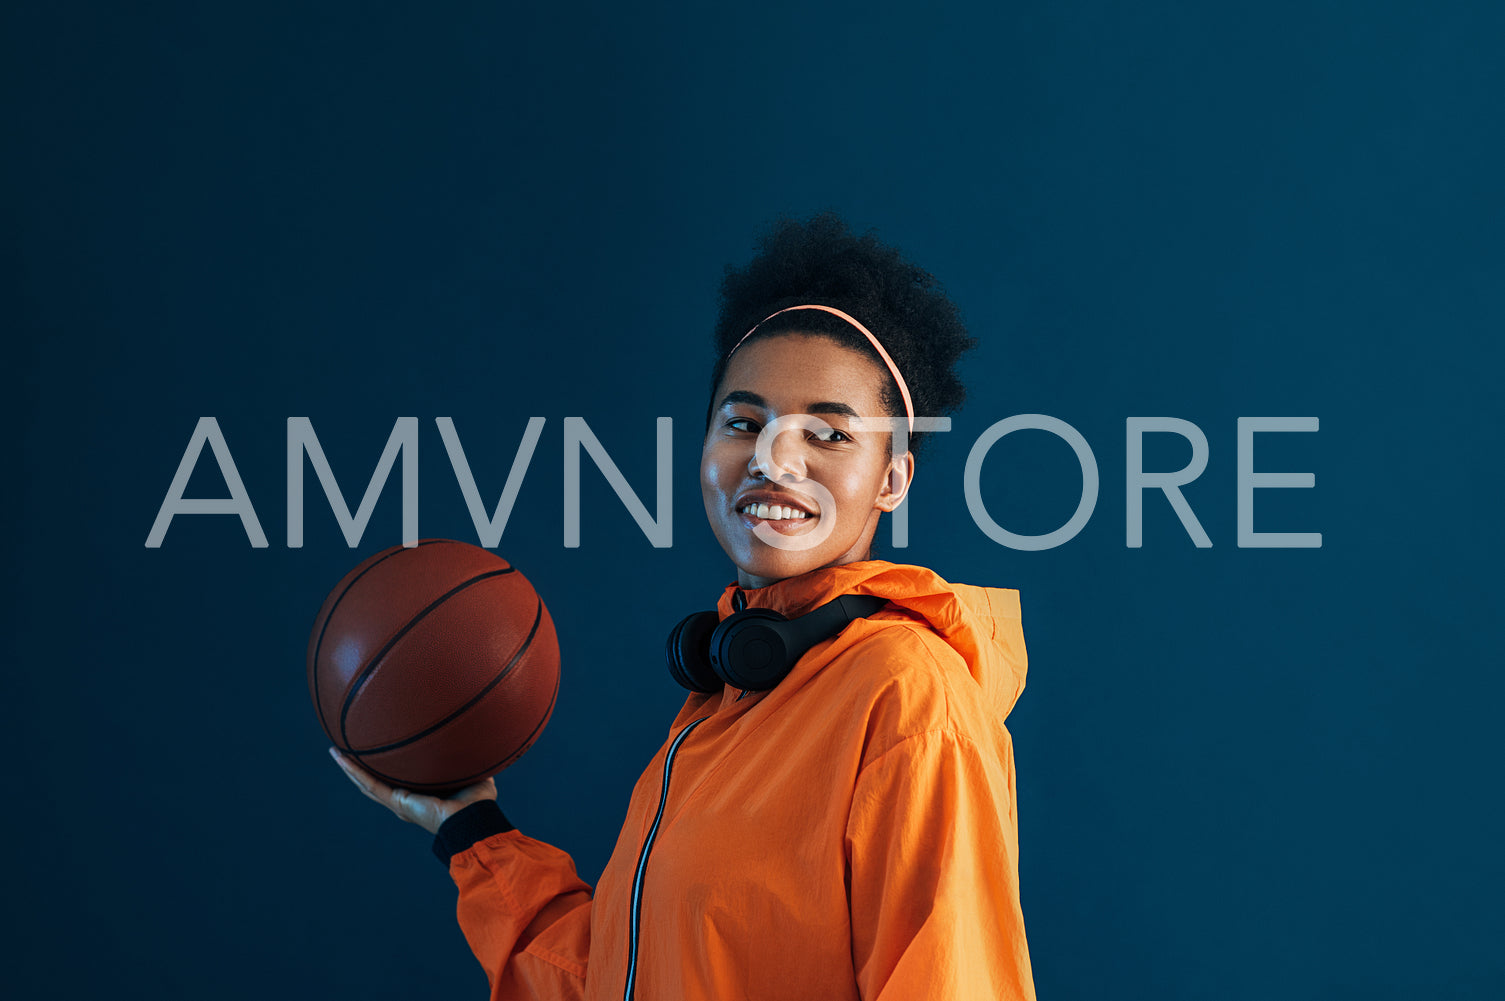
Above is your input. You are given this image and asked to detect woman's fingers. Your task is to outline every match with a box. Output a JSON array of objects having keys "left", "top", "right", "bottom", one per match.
[
  {"left": 328, "top": 747, "right": 496, "bottom": 834},
  {"left": 329, "top": 747, "right": 431, "bottom": 825},
  {"left": 329, "top": 746, "right": 395, "bottom": 803}
]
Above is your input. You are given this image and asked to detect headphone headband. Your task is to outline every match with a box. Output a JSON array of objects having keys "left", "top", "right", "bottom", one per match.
[{"left": 667, "top": 593, "right": 889, "bottom": 694}]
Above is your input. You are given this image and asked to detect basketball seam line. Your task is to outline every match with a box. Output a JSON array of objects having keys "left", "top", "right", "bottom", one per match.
[
  {"left": 358, "top": 644, "right": 565, "bottom": 794},
  {"left": 352, "top": 647, "right": 561, "bottom": 791},
  {"left": 312, "top": 539, "right": 447, "bottom": 737},
  {"left": 336, "top": 565, "right": 517, "bottom": 748},
  {"left": 348, "top": 595, "right": 543, "bottom": 755}
]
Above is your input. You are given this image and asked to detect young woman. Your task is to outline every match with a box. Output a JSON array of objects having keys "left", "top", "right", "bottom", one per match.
[{"left": 332, "top": 212, "right": 1037, "bottom": 1000}]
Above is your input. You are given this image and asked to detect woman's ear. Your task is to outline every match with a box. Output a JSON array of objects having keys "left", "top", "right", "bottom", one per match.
[{"left": 874, "top": 450, "right": 916, "bottom": 513}]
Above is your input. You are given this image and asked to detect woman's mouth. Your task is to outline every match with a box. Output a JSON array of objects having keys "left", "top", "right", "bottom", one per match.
[
  {"left": 737, "top": 502, "right": 818, "bottom": 535},
  {"left": 738, "top": 502, "right": 811, "bottom": 521}
]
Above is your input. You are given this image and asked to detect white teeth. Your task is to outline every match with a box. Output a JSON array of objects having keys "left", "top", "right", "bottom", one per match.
[{"left": 741, "top": 503, "right": 810, "bottom": 520}]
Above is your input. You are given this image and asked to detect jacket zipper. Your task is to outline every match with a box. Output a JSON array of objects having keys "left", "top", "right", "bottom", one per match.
[{"left": 625, "top": 715, "right": 709, "bottom": 1001}]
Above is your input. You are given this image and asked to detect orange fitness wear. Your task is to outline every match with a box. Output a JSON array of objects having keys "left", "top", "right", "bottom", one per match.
[{"left": 432, "top": 559, "right": 1037, "bottom": 1000}]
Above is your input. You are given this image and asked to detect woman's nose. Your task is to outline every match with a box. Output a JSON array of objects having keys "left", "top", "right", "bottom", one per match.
[{"left": 749, "top": 428, "right": 808, "bottom": 481}]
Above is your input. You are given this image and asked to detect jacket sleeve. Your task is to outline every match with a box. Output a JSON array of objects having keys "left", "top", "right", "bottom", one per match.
[
  {"left": 437, "top": 803, "right": 593, "bottom": 1001},
  {"left": 845, "top": 727, "right": 1037, "bottom": 1001}
]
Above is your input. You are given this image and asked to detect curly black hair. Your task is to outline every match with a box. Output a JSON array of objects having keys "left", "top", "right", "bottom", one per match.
[{"left": 705, "top": 211, "right": 976, "bottom": 458}]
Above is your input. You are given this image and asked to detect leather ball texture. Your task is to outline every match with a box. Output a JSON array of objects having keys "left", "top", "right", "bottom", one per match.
[{"left": 307, "top": 539, "right": 560, "bottom": 794}]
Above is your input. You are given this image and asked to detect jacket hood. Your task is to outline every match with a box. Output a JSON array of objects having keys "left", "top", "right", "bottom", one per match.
[{"left": 715, "top": 560, "right": 1029, "bottom": 718}]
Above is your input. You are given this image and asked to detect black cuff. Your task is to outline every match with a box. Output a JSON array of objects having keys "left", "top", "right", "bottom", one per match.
[{"left": 432, "top": 799, "right": 515, "bottom": 866}]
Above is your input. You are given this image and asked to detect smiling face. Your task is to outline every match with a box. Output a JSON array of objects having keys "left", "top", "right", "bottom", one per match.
[{"left": 700, "top": 333, "right": 915, "bottom": 589}]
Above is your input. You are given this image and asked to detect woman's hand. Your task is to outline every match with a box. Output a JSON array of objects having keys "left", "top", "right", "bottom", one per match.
[{"left": 328, "top": 747, "right": 497, "bottom": 836}]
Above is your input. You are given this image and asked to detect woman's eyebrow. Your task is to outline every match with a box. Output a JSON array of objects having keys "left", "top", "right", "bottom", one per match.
[
  {"left": 717, "top": 390, "right": 767, "bottom": 410},
  {"left": 717, "top": 390, "right": 861, "bottom": 421},
  {"left": 806, "top": 401, "right": 859, "bottom": 419}
]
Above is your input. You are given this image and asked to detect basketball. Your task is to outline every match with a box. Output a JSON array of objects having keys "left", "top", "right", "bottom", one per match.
[{"left": 307, "top": 539, "right": 560, "bottom": 795}]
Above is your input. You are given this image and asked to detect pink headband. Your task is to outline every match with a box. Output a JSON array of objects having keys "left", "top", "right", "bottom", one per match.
[{"left": 726, "top": 303, "right": 915, "bottom": 434}]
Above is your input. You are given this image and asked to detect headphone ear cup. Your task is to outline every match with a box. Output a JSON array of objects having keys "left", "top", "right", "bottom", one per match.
[
  {"left": 666, "top": 611, "right": 724, "bottom": 694},
  {"left": 710, "top": 608, "right": 793, "bottom": 692}
]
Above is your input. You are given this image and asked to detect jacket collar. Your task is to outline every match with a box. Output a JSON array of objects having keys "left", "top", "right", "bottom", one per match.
[
  {"left": 713, "top": 559, "right": 1030, "bottom": 719},
  {"left": 716, "top": 560, "right": 901, "bottom": 621}
]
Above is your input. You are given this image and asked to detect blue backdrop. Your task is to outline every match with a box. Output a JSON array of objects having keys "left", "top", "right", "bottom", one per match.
[{"left": 7, "top": 2, "right": 1502, "bottom": 998}]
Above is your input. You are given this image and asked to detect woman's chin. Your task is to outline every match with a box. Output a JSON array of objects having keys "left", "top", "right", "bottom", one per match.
[{"left": 728, "top": 539, "right": 848, "bottom": 589}]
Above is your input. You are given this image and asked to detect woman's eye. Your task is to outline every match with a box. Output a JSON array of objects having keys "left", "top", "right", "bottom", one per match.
[
  {"left": 811, "top": 428, "right": 851, "bottom": 443},
  {"left": 726, "top": 417, "right": 759, "bottom": 433}
]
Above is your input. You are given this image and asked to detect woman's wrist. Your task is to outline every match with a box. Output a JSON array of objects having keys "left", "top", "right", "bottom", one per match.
[{"left": 432, "top": 799, "right": 516, "bottom": 865}]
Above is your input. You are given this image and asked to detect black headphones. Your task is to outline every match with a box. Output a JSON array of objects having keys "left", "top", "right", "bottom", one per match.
[{"left": 666, "top": 593, "right": 890, "bottom": 694}]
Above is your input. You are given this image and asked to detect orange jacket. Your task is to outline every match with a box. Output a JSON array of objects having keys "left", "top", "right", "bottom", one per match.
[{"left": 442, "top": 560, "right": 1036, "bottom": 1000}]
